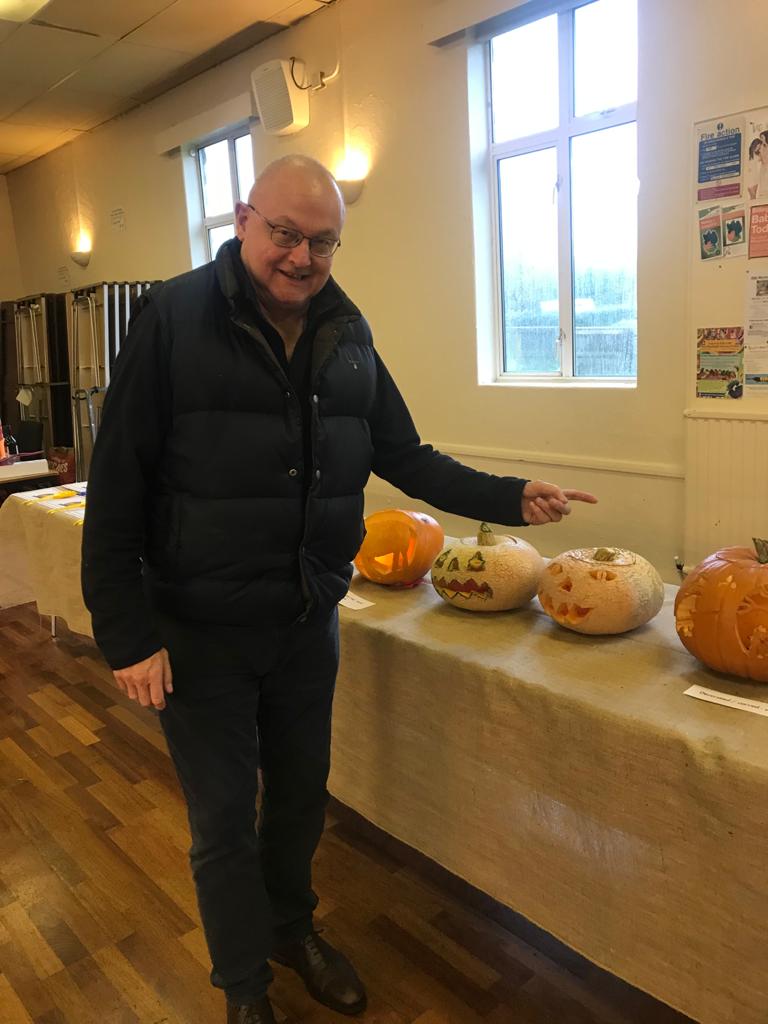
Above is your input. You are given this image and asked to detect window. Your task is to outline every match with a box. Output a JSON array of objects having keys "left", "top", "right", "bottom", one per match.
[
  {"left": 197, "top": 128, "right": 255, "bottom": 260},
  {"left": 489, "top": 0, "right": 637, "bottom": 380}
]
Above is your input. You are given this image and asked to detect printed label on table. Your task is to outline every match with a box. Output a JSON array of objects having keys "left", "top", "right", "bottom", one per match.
[
  {"left": 685, "top": 684, "right": 768, "bottom": 717},
  {"left": 340, "top": 591, "right": 375, "bottom": 610}
]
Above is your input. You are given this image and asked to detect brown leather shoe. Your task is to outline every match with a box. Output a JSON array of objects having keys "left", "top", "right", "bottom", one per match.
[
  {"left": 272, "top": 931, "right": 367, "bottom": 1016},
  {"left": 226, "top": 994, "right": 276, "bottom": 1024}
]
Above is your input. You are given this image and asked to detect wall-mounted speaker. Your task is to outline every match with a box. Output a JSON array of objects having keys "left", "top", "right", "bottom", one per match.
[{"left": 251, "top": 59, "right": 310, "bottom": 135}]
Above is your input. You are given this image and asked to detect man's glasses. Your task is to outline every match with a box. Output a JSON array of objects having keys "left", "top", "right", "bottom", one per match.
[{"left": 246, "top": 205, "right": 340, "bottom": 258}]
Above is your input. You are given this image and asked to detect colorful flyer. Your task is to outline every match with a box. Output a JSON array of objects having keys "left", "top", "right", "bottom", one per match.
[
  {"left": 696, "top": 327, "right": 744, "bottom": 399},
  {"left": 748, "top": 205, "right": 768, "bottom": 258},
  {"left": 699, "top": 206, "right": 722, "bottom": 260},
  {"left": 722, "top": 203, "right": 746, "bottom": 257},
  {"left": 746, "top": 109, "right": 768, "bottom": 202},
  {"left": 696, "top": 116, "right": 743, "bottom": 201}
]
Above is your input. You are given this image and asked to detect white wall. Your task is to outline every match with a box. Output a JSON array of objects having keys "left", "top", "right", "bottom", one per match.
[
  {"left": 0, "top": 175, "right": 22, "bottom": 300},
  {"left": 6, "top": 0, "right": 767, "bottom": 580}
]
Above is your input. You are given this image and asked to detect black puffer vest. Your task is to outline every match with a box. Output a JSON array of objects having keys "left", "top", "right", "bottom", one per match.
[{"left": 144, "top": 242, "right": 375, "bottom": 626}]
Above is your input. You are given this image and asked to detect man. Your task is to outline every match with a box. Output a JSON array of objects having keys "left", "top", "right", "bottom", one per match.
[{"left": 82, "top": 155, "right": 597, "bottom": 1024}]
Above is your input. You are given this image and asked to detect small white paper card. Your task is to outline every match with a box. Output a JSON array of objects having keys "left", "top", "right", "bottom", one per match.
[
  {"left": 340, "top": 591, "right": 375, "bottom": 610},
  {"left": 685, "top": 684, "right": 768, "bottom": 718}
]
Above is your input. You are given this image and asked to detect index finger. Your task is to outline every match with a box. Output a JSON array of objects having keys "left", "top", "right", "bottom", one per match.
[
  {"left": 147, "top": 663, "right": 168, "bottom": 710},
  {"left": 562, "top": 489, "right": 598, "bottom": 504}
]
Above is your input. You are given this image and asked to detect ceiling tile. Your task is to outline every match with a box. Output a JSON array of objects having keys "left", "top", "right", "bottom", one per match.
[
  {"left": 0, "top": 128, "right": 83, "bottom": 171},
  {"left": 4, "top": 86, "right": 134, "bottom": 131},
  {"left": 271, "top": 0, "right": 325, "bottom": 27},
  {"left": 0, "top": 122, "right": 65, "bottom": 155},
  {"left": 0, "top": 152, "right": 19, "bottom": 171},
  {"left": 126, "top": 0, "right": 287, "bottom": 55},
  {"left": 33, "top": 0, "right": 178, "bottom": 39},
  {"left": 0, "top": 79, "right": 45, "bottom": 119},
  {"left": 0, "top": 22, "right": 112, "bottom": 92},
  {"left": 0, "top": 18, "right": 20, "bottom": 42},
  {"left": 65, "top": 39, "right": 193, "bottom": 97}
]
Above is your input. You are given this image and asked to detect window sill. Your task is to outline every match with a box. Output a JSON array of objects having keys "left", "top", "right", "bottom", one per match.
[{"left": 483, "top": 376, "right": 637, "bottom": 389}]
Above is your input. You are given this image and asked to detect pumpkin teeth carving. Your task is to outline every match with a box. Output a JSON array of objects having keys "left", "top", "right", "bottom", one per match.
[
  {"left": 555, "top": 602, "right": 593, "bottom": 624},
  {"left": 433, "top": 576, "right": 494, "bottom": 601}
]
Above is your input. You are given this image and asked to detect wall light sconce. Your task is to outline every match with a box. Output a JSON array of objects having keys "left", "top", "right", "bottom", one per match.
[
  {"left": 337, "top": 178, "right": 365, "bottom": 205},
  {"left": 335, "top": 148, "right": 370, "bottom": 206},
  {"left": 71, "top": 228, "right": 92, "bottom": 268}
]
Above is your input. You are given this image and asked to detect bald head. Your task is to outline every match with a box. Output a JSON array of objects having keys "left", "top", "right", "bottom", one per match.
[{"left": 248, "top": 155, "right": 345, "bottom": 224}]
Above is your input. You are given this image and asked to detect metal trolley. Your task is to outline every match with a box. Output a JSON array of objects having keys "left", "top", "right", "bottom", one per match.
[{"left": 68, "top": 280, "right": 158, "bottom": 479}]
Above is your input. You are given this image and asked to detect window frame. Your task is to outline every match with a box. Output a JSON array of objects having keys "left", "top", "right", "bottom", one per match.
[
  {"left": 195, "top": 124, "right": 252, "bottom": 261},
  {"left": 488, "top": 2, "right": 638, "bottom": 385}
]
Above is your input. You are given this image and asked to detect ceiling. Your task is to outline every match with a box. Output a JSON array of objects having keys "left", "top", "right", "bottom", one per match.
[{"left": 0, "top": 0, "right": 328, "bottom": 174}]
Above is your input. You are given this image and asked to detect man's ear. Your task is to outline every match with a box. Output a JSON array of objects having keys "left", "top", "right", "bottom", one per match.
[{"left": 234, "top": 202, "right": 250, "bottom": 240}]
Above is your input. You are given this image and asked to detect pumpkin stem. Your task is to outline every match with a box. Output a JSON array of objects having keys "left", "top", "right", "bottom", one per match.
[
  {"left": 593, "top": 547, "right": 618, "bottom": 562},
  {"left": 477, "top": 522, "right": 497, "bottom": 546},
  {"left": 754, "top": 537, "right": 768, "bottom": 564}
]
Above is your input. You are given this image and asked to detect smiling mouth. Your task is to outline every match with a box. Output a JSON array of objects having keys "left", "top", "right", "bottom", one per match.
[{"left": 280, "top": 270, "right": 309, "bottom": 281}]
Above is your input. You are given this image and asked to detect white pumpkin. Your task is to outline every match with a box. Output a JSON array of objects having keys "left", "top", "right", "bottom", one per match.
[
  {"left": 537, "top": 546, "right": 664, "bottom": 635},
  {"left": 431, "top": 523, "right": 544, "bottom": 612}
]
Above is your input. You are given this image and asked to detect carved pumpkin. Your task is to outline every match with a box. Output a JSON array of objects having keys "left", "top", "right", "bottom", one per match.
[
  {"left": 431, "top": 522, "right": 544, "bottom": 612},
  {"left": 538, "top": 547, "right": 664, "bottom": 635},
  {"left": 674, "top": 538, "right": 768, "bottom": 682},
  {"left": 354, "top": 509, "right": 444, "bottom": 585}
]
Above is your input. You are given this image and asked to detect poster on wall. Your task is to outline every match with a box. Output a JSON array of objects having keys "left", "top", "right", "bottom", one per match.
[
  {"left": 748, "top": 205, "right": 768, "bottom": 258},
  {"left": 722, "top": 203, "right": 747, "bottom": 257},
  {"left": 696, "top": 327, "right": 744, "bottom": 398},
  {"left": 745, "top": 272, "right": 768, "bottom": 389},
  {"left": 696, "top": 116, "right": 743, "bottom": 201},
  {"left": 699, "top": 206, "right": 723, "bottom": 259},
  {"left": 746, "top": 110, "right": 768, "bottom": 202}
]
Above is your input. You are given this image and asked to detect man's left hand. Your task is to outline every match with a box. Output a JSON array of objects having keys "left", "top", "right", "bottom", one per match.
[{"left": 521, "top": 480, "right": 598, "bottom": 525}]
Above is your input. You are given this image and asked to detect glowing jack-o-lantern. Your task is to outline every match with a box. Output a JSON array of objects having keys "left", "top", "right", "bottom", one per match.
[
  {"left": 538, "top": 546, "right": 664, "bottom": 635},
  {"left": 431, "top": 522, "right": 544, "bottom": 611},
  {"left": 354, "top": 509, "right": 444, "bottom": 585},
  {"left": 674, "top": 538, "right": 768, "bottom": 682}
]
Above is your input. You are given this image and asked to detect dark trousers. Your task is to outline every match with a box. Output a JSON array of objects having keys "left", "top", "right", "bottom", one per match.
[{"left": 158, "top": 608, "right": 339, "bottom": 1004}]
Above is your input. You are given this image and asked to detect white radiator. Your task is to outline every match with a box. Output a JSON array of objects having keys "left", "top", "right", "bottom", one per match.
[{"left": 684, "top": 412, "right": 768, "bottom": 570}]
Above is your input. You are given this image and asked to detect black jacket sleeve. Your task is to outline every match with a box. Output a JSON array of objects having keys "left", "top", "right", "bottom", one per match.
[
  {"left": 368, "top": 351, "right": 528, "bottom": 527},
  {"left": 81, "top": 297, "right": 171, "bottom": 670}
]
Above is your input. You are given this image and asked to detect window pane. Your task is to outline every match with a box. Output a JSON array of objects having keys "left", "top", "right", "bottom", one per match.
[
  {"left": 491, "top": 16, "right": 558, "bottom": 143},
  {"left": 208, "top": 223, "right": 236, "bottom": 259},
  {"left": 200, "top": 139, "right": 233, "bottom": 218},
  {"left": 574, "top": 0, "right": 637, "bottom": 117},
  {"left": 499, "top": 148, "right": 560, "bottom": 374},
  {"left": 235, "top": 133, "right": 255, "bottom": 202},
  {"left": 571, "top": 122, "right": 637, "bottom": 377}
]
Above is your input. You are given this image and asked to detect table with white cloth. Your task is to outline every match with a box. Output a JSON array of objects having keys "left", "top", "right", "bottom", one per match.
[{"left": 1, "top": 486, "right": 766, "bottom": 1024}]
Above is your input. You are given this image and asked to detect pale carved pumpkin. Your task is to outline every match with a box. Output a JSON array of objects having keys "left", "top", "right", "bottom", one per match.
[
  {"left": 354, "top": 509, "right": 444, "bottom": 585},
  {"left": 538, "top": 546, "right": 664, "bottom": 635},
  {"left": 431, "top": 522, "right": 544, "bottom": 612},
  {"left": 674, "top": 538, "right": 768, "bottom": 682}
]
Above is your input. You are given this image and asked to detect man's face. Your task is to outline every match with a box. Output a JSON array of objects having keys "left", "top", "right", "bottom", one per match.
[{"left": 235, "top": 173, "right": 343, "bottom": 316}]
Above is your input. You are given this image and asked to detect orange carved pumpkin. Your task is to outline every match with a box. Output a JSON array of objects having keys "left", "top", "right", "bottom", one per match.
[
  {"left": 674, "top": 538, "right": 768, "bottom": 682},
  {"left": 354, "top": 509, "right": 444, "bottom": 586}
]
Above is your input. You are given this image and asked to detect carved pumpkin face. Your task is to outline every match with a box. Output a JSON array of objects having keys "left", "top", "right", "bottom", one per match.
[
  {"left": 431, "top": 524, "right": 544, "bottom": 612},
  {"left": 354, "top": 509, "right": 444, "bottom": 585},
  {"left": 674, "top": 544, "right": 768, "bottom": 682},
  {"left": 538, "top": 547, "right": 664, "bottom": 635}
]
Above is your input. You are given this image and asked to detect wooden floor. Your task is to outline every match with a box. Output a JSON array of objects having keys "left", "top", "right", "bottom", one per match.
[{"left": 0, "top": 602, "right": 697, "bottom": 1024}]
